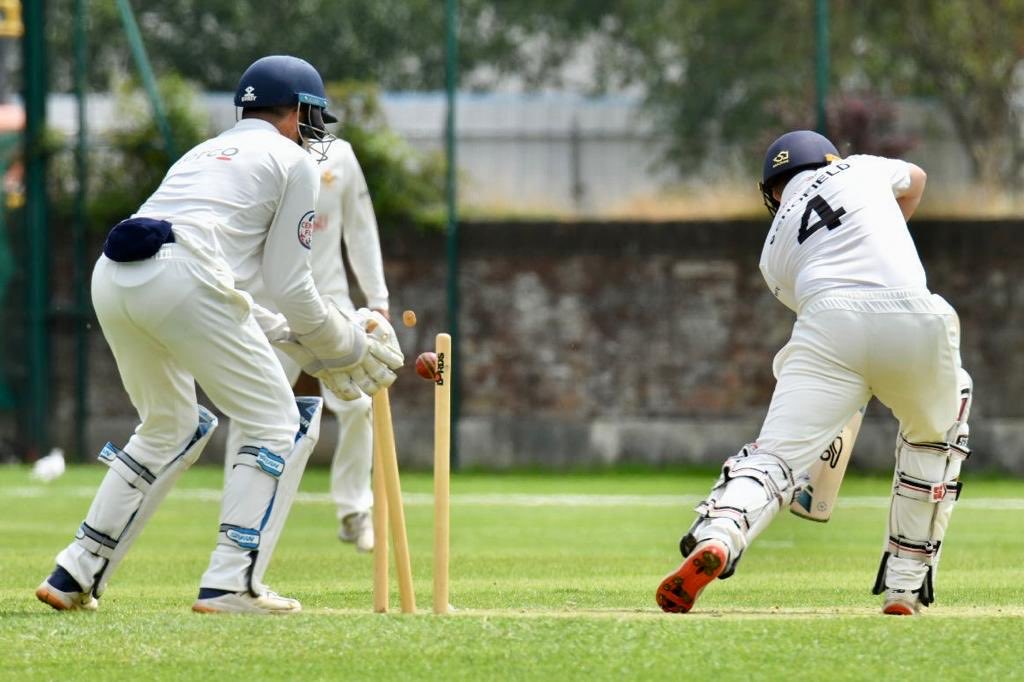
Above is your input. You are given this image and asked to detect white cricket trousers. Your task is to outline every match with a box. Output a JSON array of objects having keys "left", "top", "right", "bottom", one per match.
[
  {"left": 72, "top": 245, "right": 298, "bottom": 587},
  {"left": 225, "top": 349, "right": 374, "bottom": 520},
  {"left": 757, "top": 287, "right": 964, "bottom": 475}
]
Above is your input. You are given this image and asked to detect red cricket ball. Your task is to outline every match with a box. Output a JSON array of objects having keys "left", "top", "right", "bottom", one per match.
[{"left": 415, "top": 352, "right": 438, "bottom": 381}]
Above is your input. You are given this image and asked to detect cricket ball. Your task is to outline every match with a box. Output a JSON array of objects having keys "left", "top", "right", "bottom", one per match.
[{"left": 415, "top": 352, "right": 439, "bottom": 381}]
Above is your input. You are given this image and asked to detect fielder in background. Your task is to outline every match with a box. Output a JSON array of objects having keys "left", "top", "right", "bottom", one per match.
[
  {"left": 35, "top": 55, "right": 403, "bottom": 615},
  {"left": 657, "top": 130, "right": 972, "bottom": 616},
  {"left": 223, "top": 134, "right": 390, "bottom": 553}
]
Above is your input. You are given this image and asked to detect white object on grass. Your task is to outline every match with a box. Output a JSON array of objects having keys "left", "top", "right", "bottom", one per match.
[{"left": 31, "top": 448, "right": 66, "bottom": 483}]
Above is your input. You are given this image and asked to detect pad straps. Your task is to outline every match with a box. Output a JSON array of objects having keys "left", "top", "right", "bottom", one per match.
[
  {"left": 75, "top": 522, "right": 119, "bottom": 559},
  {"left": 98, "top": 442, "right": 156, "bottom": 493},
  {"left": 235, "top": 446, "right": 286, "bottom": 478}
]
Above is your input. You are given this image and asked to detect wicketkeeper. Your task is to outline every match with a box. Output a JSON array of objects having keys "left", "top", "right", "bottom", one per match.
[
  {"left": 657, "top": 130, "right": 972, "bottom": 616},
  {"left": 36, "top": 55, "right": 403, "bottom": 615}
]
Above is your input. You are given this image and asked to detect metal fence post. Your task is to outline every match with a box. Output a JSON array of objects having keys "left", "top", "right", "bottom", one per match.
[
  {"left": 815, "top": 0, "right": 830, "bottom": 136},
  {"left": 444, "top": 0, "right": 460, "bottom": 469},
  {"left": 22, "top": 0, "right": 49, "bottom": 457},
  {"left": 73, "top": 0, "right": 90, "bottom": 460},
  {"left": 115, "top": 0, "right": 176, "bottom": 159}
]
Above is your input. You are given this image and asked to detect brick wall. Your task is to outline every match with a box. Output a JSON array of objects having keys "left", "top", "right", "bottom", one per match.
[
  {"left": 32, "top": 220, "right": 1024, "bottom": 473},
  {"left": 378, "top": 220, "right": 1022, "bottom": 472}
]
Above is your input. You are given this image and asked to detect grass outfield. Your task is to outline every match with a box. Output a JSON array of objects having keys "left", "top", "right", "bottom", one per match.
[{"left": 2, "top": 465, "right": 1023, "bottom": 680}]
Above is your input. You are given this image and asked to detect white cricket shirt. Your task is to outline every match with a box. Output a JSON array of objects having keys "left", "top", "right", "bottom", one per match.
[
  {"left": 310, "top": 140, "right": 389, "bottom": 311},
  {"left": 759, "top": 154, "right": 927, "bottom": 313},
  {"left": 134, "top": 118, "right": 326, "bottom": 333}
]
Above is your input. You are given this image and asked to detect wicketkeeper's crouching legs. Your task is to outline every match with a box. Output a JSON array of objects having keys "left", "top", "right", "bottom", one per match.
[
  {"left": 37, "top": 406, "right": 219, "bottom": 611},
  {"left": 873, "top": 369, "right": 973, "bottom": 614},
  {"left": 194, "top": 397, "right": 323, "bottom": 613}
]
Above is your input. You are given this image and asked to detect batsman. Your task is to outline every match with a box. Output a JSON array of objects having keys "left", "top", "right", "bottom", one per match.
[{"left": 657, "top": 131, "right": 972, "bottom": 616}]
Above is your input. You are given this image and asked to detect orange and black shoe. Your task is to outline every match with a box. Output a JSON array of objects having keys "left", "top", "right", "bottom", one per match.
[
  {"left": 656, "top": 539, "right": 729, "bottom": 613},
  {"left": 881, "top": 589, "right": 922, "bottom": 616}
]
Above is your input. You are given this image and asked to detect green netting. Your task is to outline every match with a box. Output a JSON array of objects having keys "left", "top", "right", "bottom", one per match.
[{"left": 0, "top": 131, "right": 18, "bottom": 409}]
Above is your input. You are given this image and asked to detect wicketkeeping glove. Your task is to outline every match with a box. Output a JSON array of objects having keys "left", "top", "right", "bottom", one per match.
[
  {"left": 350, "top": 308, "right": 405, "bottom": 394},
  {"left": 273, "top": 302, "right": 403, "bottom": 400}
]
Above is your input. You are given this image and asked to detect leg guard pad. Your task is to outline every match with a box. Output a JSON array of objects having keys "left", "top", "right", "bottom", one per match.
[
  {"left": 202, "top": 397, "right": 323, "bottom": 594},
  {"left": 873, "top": 372, "right": 972, "bottom": 606},
  {"left": 60, "top": 406, "right": 218, "bottom": 597},
  {"left": 682, "top": 445, "right": 796, "bottom": 579}
]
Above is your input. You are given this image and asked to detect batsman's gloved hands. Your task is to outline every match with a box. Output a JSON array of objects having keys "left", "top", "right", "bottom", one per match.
[{"left": 272, "top": 301, "right": 403, "bottom": 400}]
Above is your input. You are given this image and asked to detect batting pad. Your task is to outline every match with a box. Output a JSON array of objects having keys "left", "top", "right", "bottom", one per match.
[
  {"left": 683, "top": 446, "right": 796, "bottom": 578},
  {"left": 204, "top": 397, "right": 323, "bottom": 595},
  {"left": 70, "top": 405, "right": 219, "bottom": 598}
]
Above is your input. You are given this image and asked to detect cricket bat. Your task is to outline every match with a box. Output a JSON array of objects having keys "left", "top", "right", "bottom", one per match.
[{"left": 789, "top": 405, "right": 867, "bottom": 522}]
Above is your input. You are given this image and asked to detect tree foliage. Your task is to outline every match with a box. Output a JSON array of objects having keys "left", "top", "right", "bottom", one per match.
[
  {"left": 855, "top": 0, "right": 1024, "bottom": 184},
  {"left": 48, "top": 1, "right": 629, "bottom": 92},
  {"left": 50, "top": 1, "right": 462, "bottom": 92},
  {"left": 533, "top": 0, "right": 1024, "bottom": 185},
  {"left": 49, "top": 74, "right": 208, "bottom": 234},
  {"left": 326, "top": 82, "right": 446, "bottom": 229},
  {"left": 48, "top": 77, "right": 444, "bottom": 233},
  {"left": 46, "top": 1, "right": 1024, "bottom": 185}
]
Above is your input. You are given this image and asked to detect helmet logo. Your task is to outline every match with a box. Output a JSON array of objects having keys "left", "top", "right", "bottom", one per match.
[
  {"left": 240, "top": 86, "right": 257, "bottom": 103},
  {"left": 771, "top": 150, "right": 790, "bottom": 168}
]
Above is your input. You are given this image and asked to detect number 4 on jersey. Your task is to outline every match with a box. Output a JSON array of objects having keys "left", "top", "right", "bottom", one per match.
[{"left": 798, "top": 196, "right": 847, "bottom": 244}]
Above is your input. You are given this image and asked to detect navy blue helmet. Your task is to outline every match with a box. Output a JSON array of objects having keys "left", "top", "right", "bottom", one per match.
[
  {"left": 235, "top": 55, "right": 338, "bottom": 161},
  {"left": 759, "top": 130, "right": 840, "bottom": 215},
  {"left": 234, "top": 55, "right": 337, "bottom": 122}
]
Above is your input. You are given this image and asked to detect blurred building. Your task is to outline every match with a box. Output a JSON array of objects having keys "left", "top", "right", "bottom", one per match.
[
  {"left": 43, "top": 91, "right": 977, "bottom": 218},
  {"left": 379, "top": 92, "right": 678, "bottom": 216}
]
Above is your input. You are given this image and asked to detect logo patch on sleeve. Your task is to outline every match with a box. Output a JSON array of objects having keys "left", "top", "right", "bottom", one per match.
[{"left": 297, "top": 211, "right": 315, "bottom": 249}]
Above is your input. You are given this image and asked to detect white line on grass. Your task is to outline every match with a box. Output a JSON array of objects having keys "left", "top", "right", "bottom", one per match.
[{"left": 6, "top": 485, "right": 1024, "bottom": 510}]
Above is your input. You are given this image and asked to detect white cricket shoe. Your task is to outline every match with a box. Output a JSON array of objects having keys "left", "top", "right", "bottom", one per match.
[
  {"left": 35, "top": 566, "right": 98, "bottom": 612},
  {"left": 882, "top": 588, "right": 922, "bottom": 616},
  {"left": 339, "top": 511, "right": 374, "bottom": 553},
  {"left": 192, "top": 588, "right": 302, "bottom": 615}
]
